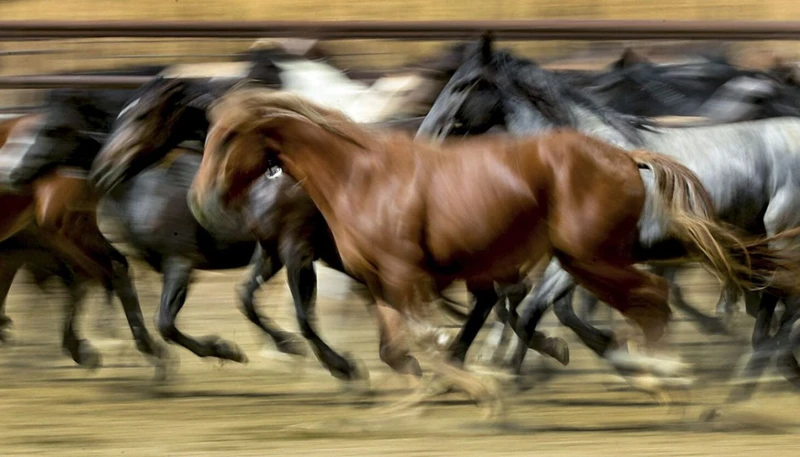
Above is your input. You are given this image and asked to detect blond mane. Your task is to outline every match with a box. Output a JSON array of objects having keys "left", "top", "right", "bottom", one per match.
[{"left": 209, "top": 82, "right": 370, "bottom": 149}]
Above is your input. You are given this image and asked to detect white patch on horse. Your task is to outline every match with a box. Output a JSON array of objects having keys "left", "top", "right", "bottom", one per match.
[
  {"left": 159, "top": 62, "right": 253, "bottom": 79},
  {"left": 0, "top": 117, "right": 43, "bottom": 186},
  {"left": 117, "top": 97, "right": 140, "bottom": 119}
]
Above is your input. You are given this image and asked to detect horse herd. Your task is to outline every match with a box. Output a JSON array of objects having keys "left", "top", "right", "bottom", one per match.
[{"left": 1, "top": 34, "right": 799, "bottom": 421}]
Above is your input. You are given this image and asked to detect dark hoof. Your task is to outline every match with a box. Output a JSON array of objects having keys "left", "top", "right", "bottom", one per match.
[
  {"left": 208, "top": 337, "right": 248, "bottom": 363},
  {"left": 333, "top": 353, "right": 370, "bottom": 382},
  {"left": 542, "top": 337, "right": 570, "bottom": 366},
  {"left": 66, "top": 339, "right": 103, "bottom": 370},
  {"left": 275, "top": 335, "right": 309, "bottom": 357}
]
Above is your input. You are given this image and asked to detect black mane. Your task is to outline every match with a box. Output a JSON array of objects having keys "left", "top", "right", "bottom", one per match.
[{"left": 491, "top": 51, "right": 654, "bottom": 146}]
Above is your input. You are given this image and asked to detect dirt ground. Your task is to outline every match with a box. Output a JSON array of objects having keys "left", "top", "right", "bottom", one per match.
[{"left": 1, "top": 261, "right": 798, "bottom": 456}]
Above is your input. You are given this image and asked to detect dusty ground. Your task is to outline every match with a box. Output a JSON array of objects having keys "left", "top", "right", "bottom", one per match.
[{"left": 0, "top": 261, "right": 798, "bottom": 456}]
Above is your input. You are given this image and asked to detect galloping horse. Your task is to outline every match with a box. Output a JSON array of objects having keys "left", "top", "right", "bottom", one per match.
[
  {"left": 0, "top": 112, "right": 167, "bottom": 372},
  {"left": 88, "top": 76, "right": 568, "bottom": 383},
  {"left": 187, "top": 87, "right": 800, "bottom": 410},
  {"left": 416, "top": 36, "right": 800, "bottom": 399}
]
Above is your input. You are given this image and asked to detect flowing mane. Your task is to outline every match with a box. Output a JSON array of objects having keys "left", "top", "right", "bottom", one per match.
[
  {"left": 492, "top": 51, "right": 657, "bottom": 146},
  {"left": 210, "top": 84, "right": 370, "bottom": 149}
]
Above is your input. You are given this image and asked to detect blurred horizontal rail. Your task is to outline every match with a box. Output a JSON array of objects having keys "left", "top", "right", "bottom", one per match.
[
  {"left": 0, "top": 70, "right": 385, "bottom": 89},
  {"left": 0, "top": 75, "right": 153, "bottom": 89},
  {"left": 1, "top": 20, "right": 800, "bottom": 40}
]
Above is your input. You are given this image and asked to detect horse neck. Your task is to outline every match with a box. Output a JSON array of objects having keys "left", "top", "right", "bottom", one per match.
[{"left": 276, "top": 120, "right": 369, "bottom": 217}]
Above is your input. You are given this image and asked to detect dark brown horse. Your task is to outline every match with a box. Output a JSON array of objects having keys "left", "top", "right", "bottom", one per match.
[
  {"left": 187, "top": 88, "right": 800, "bottom": 411},
  {"left": 0, "top": 113, "right": 167, "bottom": 373}
]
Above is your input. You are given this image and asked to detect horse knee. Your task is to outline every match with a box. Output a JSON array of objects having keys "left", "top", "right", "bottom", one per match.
[{"left": 156, "top": 316, "right": 176, "bottom": 341}]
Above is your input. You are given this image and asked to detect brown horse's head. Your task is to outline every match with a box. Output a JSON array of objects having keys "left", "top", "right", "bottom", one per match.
[
  {"left": 90, "top": 77, "right": 211, "bottom": 194},
  {"left": 188, "top": 86, "right": 363, "bottom": 234}
]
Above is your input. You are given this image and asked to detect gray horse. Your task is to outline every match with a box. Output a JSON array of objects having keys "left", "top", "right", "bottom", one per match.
[{"left": 417, "top": 36, "right": 800, "bottom": 400}]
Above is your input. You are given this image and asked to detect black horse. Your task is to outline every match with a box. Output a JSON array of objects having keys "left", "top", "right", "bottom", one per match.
[{"left": 0, "top": 52, "right": 304, "bottom": 373}]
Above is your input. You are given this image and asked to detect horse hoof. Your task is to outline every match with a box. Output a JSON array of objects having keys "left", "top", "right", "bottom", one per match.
[
  {"left": 75, "top": 340, "right": 103, "bottom": 370},
  {"left": 331, "top": 353, "right": 370, "bottom": 383},
  {"left": 212, "top": 339, "right": 249, "bottom": 364},
  {"left": 348, "top": 354, "right": 371, "bottom": 383},
  {"left": 544, "top": 337, "right": 570, "bottom": 366},
  {"left": 276, "top": 336, "right": 309, "bottom": 357}
]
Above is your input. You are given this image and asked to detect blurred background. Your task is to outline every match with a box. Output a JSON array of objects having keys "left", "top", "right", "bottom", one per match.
[
  {"left": 1, "top": 0, "right": 800, "bottom": 107},
  {"left": 1, "top": 4, "right": 800, "bottom": 456}
]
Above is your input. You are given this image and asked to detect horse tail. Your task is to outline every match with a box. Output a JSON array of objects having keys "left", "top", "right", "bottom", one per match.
[{"left": 629, "top": 149, "right": 800, "bottom": 297}]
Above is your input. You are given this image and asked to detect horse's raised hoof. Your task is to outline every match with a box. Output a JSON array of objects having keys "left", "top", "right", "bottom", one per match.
[
  {"left": 541, "top": 336, "right": 570, "bottom": 366},
  {"left": 275, "top": 335, "right": 309, "bottom": 357},
  {"left": 207, "top": 337, "right": 248, "bottom": 363}
]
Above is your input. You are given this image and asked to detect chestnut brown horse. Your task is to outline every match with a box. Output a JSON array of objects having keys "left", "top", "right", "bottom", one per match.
[
  {"left": 188, "top": 88, "right": 800, "bottom": 412},
  {"left": 0, "top": 113, "right": 167, "bottom": 373}
]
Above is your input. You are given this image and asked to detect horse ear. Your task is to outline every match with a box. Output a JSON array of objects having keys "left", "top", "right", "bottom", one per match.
[
  {"left": 616, "top": 48, "right": 649, "bottom": 69},
  {"left": 480, "top": 32, "right": 494, "bottom": 67}
]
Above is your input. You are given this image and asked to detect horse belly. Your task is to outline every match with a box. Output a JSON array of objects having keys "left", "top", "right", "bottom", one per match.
[
  {"left": 0, "top": 193, "right": 33, "bottom": 242},
  {"left": 426, "top": 206, "right": 551, "bottom": 282}
]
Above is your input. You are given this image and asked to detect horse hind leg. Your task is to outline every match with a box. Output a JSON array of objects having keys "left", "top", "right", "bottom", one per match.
[
  {"left": 556, "top": 254, "right": 693, "bottom": 394},
  {"left": 60, "top": 270, "right": 102, "bottom": 369},
  {"left": 0, "top": 256, "right": 23, "bottom": 343},
  {"left": 285, "top": 258, "right": 364, "bottom": 381}
]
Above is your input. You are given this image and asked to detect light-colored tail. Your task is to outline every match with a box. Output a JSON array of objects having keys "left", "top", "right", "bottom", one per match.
[{"left": 630, "top": 149, "right": 800, "bottom": 297}]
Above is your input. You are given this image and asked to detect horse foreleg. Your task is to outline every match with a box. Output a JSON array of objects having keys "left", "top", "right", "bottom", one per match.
[
  {"left": 284, "top": 251, "right": 362, "bottom": 381},
  {"left": 447, "top": 285, "right": 497, "bottom": 366},
  {"left": 238, "top": 242, "right": 306, "bottom": 356},
  {"left": 155, "top": 256, "right": 246, "bottom": 364}
]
